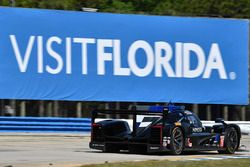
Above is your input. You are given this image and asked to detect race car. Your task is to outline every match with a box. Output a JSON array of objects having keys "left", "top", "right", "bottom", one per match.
[{"left": 89, "top": 104, "right": 241, "bottom": 155}]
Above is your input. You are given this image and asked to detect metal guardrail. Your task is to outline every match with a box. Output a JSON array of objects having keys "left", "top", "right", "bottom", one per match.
[
  {"left": 0, "top": 117, "right": 91, "bottom": 133},
  {"left": 0, "top": 117, "right": 249, "bottom": 135}
]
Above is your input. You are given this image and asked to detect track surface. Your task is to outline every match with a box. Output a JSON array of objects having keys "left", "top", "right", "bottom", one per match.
[{"left": 0, "top": 133, "right": 250, "bottom": 167}]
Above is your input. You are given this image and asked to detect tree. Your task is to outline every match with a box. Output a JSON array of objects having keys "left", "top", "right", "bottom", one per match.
[{"left": 1, "top": 0, "right": 250, "bottom": 18}]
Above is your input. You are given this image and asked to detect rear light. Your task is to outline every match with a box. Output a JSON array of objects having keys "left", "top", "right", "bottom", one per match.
[
  {"left": 91, "top": 123, "right": 102, "bottom": 141},
  {"left": 92, "top": 123, "right": 101, "bottom": 127}
]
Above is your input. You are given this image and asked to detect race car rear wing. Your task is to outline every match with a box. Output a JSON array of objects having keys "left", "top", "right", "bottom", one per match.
[
  {"left": 92, "top": 109, "right": 164, "bottom": 137},
  {"left": 91, "top": 104, "right": 185, "bottom": 137}
]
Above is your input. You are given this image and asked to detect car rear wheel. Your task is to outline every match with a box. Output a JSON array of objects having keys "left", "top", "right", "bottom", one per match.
[
  {"left": 218, "top": 127, "right": 238, "bottom": 154},
  {"left": 170, "top": 127, "right": 184, "bottom": 155}
]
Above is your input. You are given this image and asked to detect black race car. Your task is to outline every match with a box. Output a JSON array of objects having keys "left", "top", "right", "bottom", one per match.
[{"left": 89, "top": 104, "right": 241, "bottom": 155}]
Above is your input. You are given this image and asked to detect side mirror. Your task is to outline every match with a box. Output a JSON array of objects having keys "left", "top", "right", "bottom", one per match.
[{"left": 215, "top": 118, "right": 224, "bottom": 124}]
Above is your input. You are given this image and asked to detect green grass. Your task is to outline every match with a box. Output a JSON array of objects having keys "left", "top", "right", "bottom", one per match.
[{"left": 81, "top": 158, "right": 250, "bottom": 167}]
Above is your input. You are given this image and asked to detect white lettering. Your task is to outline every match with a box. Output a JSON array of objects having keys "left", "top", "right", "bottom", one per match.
[
  {"left": 128, "top": 40, "right": 154, "bottom": 77},
  {"left": 97, "top": 39, "right": 112, "bottom": 75},
  {"left": 203, "top": 43, "right": 227, "bottom": 79},
  {"left": 183, "top": 43, "right": 205, "bottom": 78},
  {"left": 37, "top": 36, "right": 43, "bottom": 73},
  {"left": 66, "top": 37, "right": 72, "bottom": 74},
  {"left": 113, "top": 40, "right": 130, "bottom": 76},
  {"left": 155, "top": 41, "right": 175, "bottom": 77},
  {"left": 73, "top": 38, "right": 96, "bottom": 75},
  {"left": 9, "top": 35, "right": 230, "bottom": 80},
  {"left": 10, "top": 35, "right": 35, "bottom": 72},
  {"left": 175, "top": 42, "right": 182, "bottom": 77},
  {"left": 46, "top": 36, "right": 63, "bottom": 74}
]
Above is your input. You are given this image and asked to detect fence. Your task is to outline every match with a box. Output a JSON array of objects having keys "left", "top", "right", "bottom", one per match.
[{"left": 0, "top": 116, "right": 91, "bottom": 133}]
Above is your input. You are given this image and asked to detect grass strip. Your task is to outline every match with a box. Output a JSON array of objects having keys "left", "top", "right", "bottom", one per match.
[{"left": 81, "top": 158, "right": 250, "bottom": 167}]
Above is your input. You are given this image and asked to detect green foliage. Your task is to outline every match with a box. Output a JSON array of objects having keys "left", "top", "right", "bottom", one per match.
[
  {"left": 0, "top": 0, "right": 250, "bottom": 18},
  {"left": 152, "top": 0, "right": 250, "bottom": 18}
]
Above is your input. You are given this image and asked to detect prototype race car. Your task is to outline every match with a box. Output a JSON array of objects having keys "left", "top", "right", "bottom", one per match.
[{"left": 89, "top": 104, "right": 241, "bottom": 155}]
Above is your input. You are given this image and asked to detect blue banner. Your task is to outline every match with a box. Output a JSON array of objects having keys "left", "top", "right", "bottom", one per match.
[{"left": 0, "top": 7, "right": 248, "bottom": 104}]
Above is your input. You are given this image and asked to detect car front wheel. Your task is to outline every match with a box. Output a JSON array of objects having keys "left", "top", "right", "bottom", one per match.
[
  {"left": 218, "top": 127, "right": 239, "bottom": 154},
  {"left": 170, "top": 127, "right": 184, "bottom": 155}
]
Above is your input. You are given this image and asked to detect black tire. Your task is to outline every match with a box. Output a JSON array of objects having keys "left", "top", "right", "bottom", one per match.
[
  {"left": 169, "top": 127, "right": 184, "bottom": 155},
  {"left": 218, "top": 127, "right": 239, "bottom": 154}
]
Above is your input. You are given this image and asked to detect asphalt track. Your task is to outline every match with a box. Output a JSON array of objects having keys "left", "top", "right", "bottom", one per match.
[{"left": 0, "top": 133, "right": 250, "bottom": 167}]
